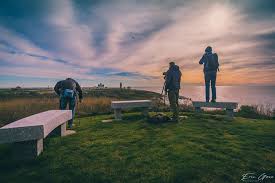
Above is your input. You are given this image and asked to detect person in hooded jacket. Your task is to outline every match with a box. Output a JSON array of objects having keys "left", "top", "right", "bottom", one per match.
[
  {"left": 165, "top": 62, "right": 182, "bottom": 121},
  {"left": 54, "top": 78, "right": 83, "bottom": 129},
  {"left": 199, "top": 46, "right": 219, "bottom": 102}
]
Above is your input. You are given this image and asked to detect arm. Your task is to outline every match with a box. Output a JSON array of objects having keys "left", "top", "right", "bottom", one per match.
[
  {"left": 54, "top": 81, "right": 62, "bottom": 96},
  {"left": 75, "top": 81, "right": 83, "bottom": 100},
  {"left": 216, "top": 54, "right": 219, "bottom": 67},
  {"left": 214, "top": 53, "right": 220, "bottom": 71},
  {"left": 199, "top": 55, "right": 205, "bottom": 65}
]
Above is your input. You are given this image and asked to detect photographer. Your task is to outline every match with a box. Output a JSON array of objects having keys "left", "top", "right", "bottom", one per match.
[{"left": 164, "top": 62, "right": 182, "bottom": 122}]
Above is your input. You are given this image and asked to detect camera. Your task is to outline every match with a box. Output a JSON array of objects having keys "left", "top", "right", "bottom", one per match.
[{"left": 163, "top": 72, "right": 167, "bottom": 79}]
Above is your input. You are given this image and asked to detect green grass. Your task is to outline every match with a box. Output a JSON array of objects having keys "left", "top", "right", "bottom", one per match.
[
  {"left": 0, "top": 88, "right": 160, "bottom": 100},
  {"left": 0, "top": 112, "right": 274, "bottom": 183},
  {"left": 0, "top": 88, "right": 161, "bottom": 126}
]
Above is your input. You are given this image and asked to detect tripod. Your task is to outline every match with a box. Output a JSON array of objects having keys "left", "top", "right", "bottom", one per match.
[{"left": 161, "top": 81, "right": 166, "bottom": 105}]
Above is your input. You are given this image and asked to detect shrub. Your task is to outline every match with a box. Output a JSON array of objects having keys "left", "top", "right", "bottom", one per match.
[
  {"left": 0, "top": 88, "right": 161, "bottom": 126},
  {"left": 236, "top": 105, "right": 272, "bottom": 119},
  {"left": 0, "top": 97, "right": 112, "bottom": 126}
]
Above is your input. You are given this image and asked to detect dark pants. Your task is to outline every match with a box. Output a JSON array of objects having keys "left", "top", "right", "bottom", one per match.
[
  {"left": 168, "top": 90, "right": 179, "bottom": 119},
  {"left": 204, "top": 71, "right": 217, "bottom": 102},
  {"left": 60, "top": 96, "right": 76, "bottom": 127}
]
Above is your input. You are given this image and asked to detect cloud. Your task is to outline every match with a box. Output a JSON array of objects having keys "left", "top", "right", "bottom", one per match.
[{"left": 0, "top": 0, "right": 275, "bottom": 86}]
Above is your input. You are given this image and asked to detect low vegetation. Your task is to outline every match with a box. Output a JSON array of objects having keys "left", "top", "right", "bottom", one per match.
[
  {"left": 1, "top": 88, "right": 274, "bottom": 127},
  {"left": 236, "top": 105, "right": 275, "bottom": 120},
  {"left": 0, "top": 88, "right": 274, "bottom": 182},
  {"left": 0, "top": 88, "right": 160, "bottom": 126},
  {"left": 0, "top": 112, "right": 274, "bottom": 183},
  {"left": 0, "top": 97, "right": 114, "bottom": 126}
]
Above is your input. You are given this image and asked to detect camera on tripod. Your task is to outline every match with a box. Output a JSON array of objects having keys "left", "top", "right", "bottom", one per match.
[{"left": 163, "top": 72, "right": 167, "bottom": 79}]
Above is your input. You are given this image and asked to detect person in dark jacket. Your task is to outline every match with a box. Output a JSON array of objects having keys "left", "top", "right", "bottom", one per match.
[
  {"left": 199, "top": 46, "right": 219, "bottom": 102},
  {"left": 54, "top": 78, "right": 83, "bottom": 128},
  {"left": 165, "top": 62, "right": 182, "bottom": 121}
]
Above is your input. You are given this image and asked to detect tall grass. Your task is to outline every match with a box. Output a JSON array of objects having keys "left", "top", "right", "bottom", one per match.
[
  {"left": 237, "top": 104, "right": 275, "bottom": 119},
  {"left": 0, "top": 97, "right": 112, "bottom": 126},
  {"left": 1, "top": 90, "right": 274, "bottom": 127},
  {"left": 76, "top": 97, "right": 112, "bottom": 116},
  {"left": 0, "top": 88, "right": 162, "bottom": 127}
]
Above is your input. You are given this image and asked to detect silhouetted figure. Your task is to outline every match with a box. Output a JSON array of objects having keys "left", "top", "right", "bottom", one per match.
[
  {"left": 199, "top": 46, "right": 219, "bottom": 102},
  {"left": 54, "top": 78, "right": 83, "bottom": 129},
  {"left": 165, "top": 62, "right": 182, "bottom": 121}
]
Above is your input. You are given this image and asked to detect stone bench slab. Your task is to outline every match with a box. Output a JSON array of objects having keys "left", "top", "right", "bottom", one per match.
[
  {"left": 192, "top": 101, "right": 238, "bottom": 109},
  {"left": 111, "top": 100, "right": 152, "bottom": 120},
  {"left": 192, "top": 101, "right": 238, "bottom": 119},
  {"left": 111, "top": 100, "right": 152, "bottom": 109},
  {"left": 0, "top": 110, "right": 72, "bottom": 144}
]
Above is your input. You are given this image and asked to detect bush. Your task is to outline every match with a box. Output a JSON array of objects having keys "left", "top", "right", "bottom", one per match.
[
  {"left": 236, "top": 105, "right": 271, "bottom": 119},
  {"left": 0, "top": 97, "right": 112, "bottom": 126},
  {"left": 0, "top": 88, "right": 161, "bottom": 126}
]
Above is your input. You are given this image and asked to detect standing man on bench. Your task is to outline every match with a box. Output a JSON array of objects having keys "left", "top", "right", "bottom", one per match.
[
  {"left": 165, "top": 62, "right": 182, "bottom": 122},
  {"left": 54, "top": 78, "right": 83, "bottom": 129},
  {"left": 199, "top": 46, "right": 219, "bottom": 103}
]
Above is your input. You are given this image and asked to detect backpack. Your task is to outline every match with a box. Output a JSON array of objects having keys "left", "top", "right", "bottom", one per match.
[
  {"left": 63, "top": 89, "right": 75, "bottom": 99},
  {"left": 61, "top": 79, "right": 77, "bottom": 98},
  {"left": 205, "top": 53, "right": 219, "bottom": 71}
]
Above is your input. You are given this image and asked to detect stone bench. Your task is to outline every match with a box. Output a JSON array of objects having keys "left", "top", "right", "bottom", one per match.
[
  {"left": 111, "top": 100, "right": 152, "bottom": 120},
  {"left": 0, "top": 110, "right": 73, "bottom": 159},
  {"left": 192, "top": 101, "right": 238, "bottom": 118}
]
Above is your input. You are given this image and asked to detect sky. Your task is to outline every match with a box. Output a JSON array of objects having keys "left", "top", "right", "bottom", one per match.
[{"left": 0, "top": 0, "right": 275, "bottom": 88}]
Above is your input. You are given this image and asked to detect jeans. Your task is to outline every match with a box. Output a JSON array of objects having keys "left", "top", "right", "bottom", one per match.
[
  {"left": 168, "top": 90, "right": 179, "bottom": 119},
  {"left": 204, "top": 71, "right": 217, "bottom": 101},
  {"left": 60, "top": 96, "right": 76, "bottom": 127}
]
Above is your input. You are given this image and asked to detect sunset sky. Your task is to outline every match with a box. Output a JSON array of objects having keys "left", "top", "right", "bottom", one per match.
[{"left": 0, "top": 0, "right": 275, "bottom": 87}]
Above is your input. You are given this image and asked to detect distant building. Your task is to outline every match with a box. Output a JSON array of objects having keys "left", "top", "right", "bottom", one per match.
[
  {"left": 97, "top": 83, "right": 105, "bottom": 89},
  {"left": 12, "top": 86, "right": 22, "bottom": 91}
]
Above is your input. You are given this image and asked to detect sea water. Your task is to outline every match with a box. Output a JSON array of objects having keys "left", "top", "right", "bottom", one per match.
[{"left": 134, "top": 85, "right": 275, "bottom": 107}]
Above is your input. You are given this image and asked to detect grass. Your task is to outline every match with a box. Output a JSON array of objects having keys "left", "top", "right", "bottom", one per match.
[
  {"left": 0, "top": 112, "right": 274, "bottom": 183},
  {"left": 0, "top": 97, "right": 113, "bottom": 126},
  {"left": 0, "top": 88, "right": 160, "bottom": 100},
  {"left": 1, "top": 88, "right": 274, "bottom": 127},
  {"left": 0, "top": 88, "right": 160, "bottom": 126},
  {"left": 236, "top": 105, "right": 275, "bottom": 120}
]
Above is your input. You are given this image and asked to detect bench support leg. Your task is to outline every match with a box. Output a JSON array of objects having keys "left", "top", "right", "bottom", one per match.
[
  {"left": 114, "top": 109, "right": 122, "bottom": 120},
  {"left": 195, "top": 107, "right": 202, "bottom": 112},
  {"left": 56, "top": 123, "right": 76, "bottom": 136},
  {"left": 142, "top": 108, "right": 149, "bottom": 117},
  {"left": 56, "top": 123, "right": 67, "bottom": 136},
  {"left": 12, "top": 139, "right": 43, "bottom": 159},
  {"left": 226, "top": 109, "right": 234, "bottom": 119}
]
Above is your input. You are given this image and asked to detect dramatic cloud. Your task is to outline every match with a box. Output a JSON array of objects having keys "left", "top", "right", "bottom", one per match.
[{"left": 0, "top": 0, "right": 274, "bottom": 87}]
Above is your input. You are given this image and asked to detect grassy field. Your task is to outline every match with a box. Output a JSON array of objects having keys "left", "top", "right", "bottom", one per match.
[
  {"left": 0, "top": 88, "right": 161, "bottom": 126},
  {"left": 1, "top": 88, "right": 273, "bottom": 127},
  {"left": 0, "top": 112, "right": 274, "bottom": 183}
]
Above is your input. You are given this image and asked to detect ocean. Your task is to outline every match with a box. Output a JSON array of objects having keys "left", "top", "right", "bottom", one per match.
[{"left": 134, "top": 85, "right": 275, "bottom": 107}]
